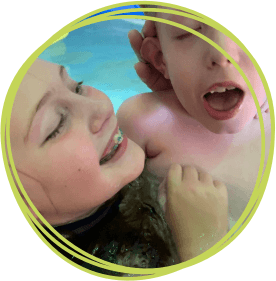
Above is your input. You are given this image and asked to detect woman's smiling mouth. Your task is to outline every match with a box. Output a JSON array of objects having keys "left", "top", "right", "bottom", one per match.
[{"left": 100, "top": 128, "right": 124, "bottom": 165}]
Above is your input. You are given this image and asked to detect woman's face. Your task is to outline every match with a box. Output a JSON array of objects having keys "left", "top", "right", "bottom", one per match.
[{"left": 10, "top": 59, "right": 145, "bottom": 225}]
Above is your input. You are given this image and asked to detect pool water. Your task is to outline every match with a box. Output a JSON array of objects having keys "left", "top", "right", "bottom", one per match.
[{"left": 39, "top": 18, "right": 150, "bottom": 113}]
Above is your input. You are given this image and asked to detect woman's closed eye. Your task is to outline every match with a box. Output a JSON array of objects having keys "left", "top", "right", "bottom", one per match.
[
  {"left": 45, "top": 113, "right": 67, "bottom": 142},
  {"left": 176, "top": 26, "right": 202, "bottom": 40},
  {"left": 44, "top": 80, "right": 84, "bottom": 143}
]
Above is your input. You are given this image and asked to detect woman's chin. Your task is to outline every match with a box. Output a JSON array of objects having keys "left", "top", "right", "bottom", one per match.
[{"left": 120, "top": 138, "right": 145, "bottom": 185}]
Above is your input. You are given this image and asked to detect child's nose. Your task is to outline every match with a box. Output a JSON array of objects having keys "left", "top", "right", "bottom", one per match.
[{"left": 206, "top": 30, "right": 240, "bottom": 69}]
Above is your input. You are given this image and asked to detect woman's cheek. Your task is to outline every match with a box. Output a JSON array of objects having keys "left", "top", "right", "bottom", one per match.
[
  {"left": 39, "top": 139, "right": 110, "bottom": 212},
  {"left": 50, "top": 139, "right": 100, "bottom": 180}
]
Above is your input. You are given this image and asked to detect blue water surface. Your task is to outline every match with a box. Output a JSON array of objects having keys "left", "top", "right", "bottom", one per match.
[{"left": 39, "top": 18, "right": 150, "bottom": 113}]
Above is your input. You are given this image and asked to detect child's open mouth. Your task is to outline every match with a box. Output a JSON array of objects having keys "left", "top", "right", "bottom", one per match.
[{"left": 203, "top": 85, "right": 244, "bottom": 120}]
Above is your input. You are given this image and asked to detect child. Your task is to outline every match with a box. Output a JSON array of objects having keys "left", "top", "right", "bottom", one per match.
[{"left": 117, "top": 7, "right": 271, "bottom": 228}]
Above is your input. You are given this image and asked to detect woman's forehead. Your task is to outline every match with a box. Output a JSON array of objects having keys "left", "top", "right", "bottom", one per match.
[
  {"left": 15, "top": 60, "right": 61, "bottom": 111},
  {"left": 28, "top": 59, "right": 60, "bottom": 80},
  {"left": 11, "top": 62, "right": 55, "bottom": 144}
]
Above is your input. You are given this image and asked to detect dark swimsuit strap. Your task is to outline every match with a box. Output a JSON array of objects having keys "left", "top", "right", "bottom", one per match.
[{"left": 54, "top": 193, "right": 122, "bottom": 237}]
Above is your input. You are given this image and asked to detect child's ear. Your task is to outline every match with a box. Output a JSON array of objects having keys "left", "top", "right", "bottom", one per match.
[{"left": 140, "top": 37, "right": 169, "bottom": 79}]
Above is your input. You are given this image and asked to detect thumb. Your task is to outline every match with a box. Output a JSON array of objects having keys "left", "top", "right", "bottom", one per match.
[
  {"left": 167, "top": 163, "right": 183, "bottom": 193},
  {"left": 165, "top": 164, "right": 183, "bottom": 213}
]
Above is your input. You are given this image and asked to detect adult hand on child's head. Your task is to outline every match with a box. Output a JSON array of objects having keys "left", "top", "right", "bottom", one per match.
[
  {"left": 128, "top": 20, "right": 172, "bottom": 91},
  {"left": 165, "top": 164, "right": 228, "bottom": 262}
]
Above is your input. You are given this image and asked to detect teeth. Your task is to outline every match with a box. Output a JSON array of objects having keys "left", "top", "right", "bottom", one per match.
[
  {"left": 100, "top": 129, "right": 124, "bottom": 165},
  {"left": 209, "top": 86, "right": 236, "bottom": 94},
  {"left": 113, "top": 129, "right": 123, "bottom": 144},
  {"left": 216, "top": 87, "right": 226, "bottom": 93}
]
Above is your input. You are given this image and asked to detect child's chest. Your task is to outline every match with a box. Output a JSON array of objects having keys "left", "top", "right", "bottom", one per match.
[
  {"left": 146, "top": 123, "right": 265, "bottom": 179},
  {"left": 144, "top": 107, "right": 271, "bottom": 224}
]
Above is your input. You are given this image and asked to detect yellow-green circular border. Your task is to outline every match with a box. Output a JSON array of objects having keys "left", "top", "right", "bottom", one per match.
[{"left": 1, "top": 1, "right": 274, "bottom": 279}]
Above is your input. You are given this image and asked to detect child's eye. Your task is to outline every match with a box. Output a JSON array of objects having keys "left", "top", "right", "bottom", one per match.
[
  {"left": 176, "top": 26, "right": 202, "bottom": 40},
  {"left": 176, "top": 33, "right": 193, "bottom": 40},
  {"left": 45, "top": 113, "right": 66, "bottom": 142},
  {"left": 75, "top": 81, "right": 84, "bottom": 95}
]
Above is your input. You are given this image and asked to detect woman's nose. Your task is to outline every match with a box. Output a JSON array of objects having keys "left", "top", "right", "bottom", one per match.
[
  {"left": 72, "top": 92, "right": 114, "bottom": 134},
  {"left": 205, "top": 29, "right": 240, "bottom": 69},
  {"left": 88, "top": 100, "right": 114, "bottom": 134}
]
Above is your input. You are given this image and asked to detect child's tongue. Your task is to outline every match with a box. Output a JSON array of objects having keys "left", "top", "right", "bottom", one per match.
[{"left": 205, "top": 90, "right": 241, "bottom": 111}]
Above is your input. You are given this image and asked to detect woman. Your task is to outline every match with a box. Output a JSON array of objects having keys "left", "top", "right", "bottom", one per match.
[{"left": 10, "top": 59, "right": 228, "bottom": 275}]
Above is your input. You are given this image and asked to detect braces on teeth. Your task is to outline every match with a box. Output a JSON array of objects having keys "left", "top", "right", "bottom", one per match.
[
  {"left": 113, "top": 128, "right": 123, "bottom": 145},
  {"left": 99, "top": 129, "right": 124, "bottom": 165}
]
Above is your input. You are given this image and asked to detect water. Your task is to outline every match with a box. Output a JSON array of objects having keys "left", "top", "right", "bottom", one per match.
[{"left": 39, "top": 18, "right": 150, "bottom": 113}]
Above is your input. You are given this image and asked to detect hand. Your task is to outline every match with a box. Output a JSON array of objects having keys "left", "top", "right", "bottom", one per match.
[
  {"left": 128, "top": 20, "right": 172, "bottom": 91},
  {"left": 254, "top": 98, "right": 270, "bottom": 119},
  {"left": 165, "top": 164, "right": 228, "bottom": 262}
]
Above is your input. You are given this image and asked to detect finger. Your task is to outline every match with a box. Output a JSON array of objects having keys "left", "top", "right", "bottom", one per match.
[
  {"left": 142, "top": 20, "right": 157, "bottom": 38},
  {"left": 128, "top": 29, "right": 144, "bottom": 62},
  {"left": 182, "top": 166, "right": 199, "bottom": 182},
  {"left": 213, "top": 180, "right": 226, "bottom": 189},
  {"left": 149, "top": 74, "right": 173, "bottom": 92},
  {"left": 199, "top": 171, "right": 213, "bottom": 185},
  {"left": 214, "top": 180, "right": 228, "bottom": 200},
  {"left": 134, "top": 62, "right": 172, "bottom": 91},
  {"left": 134, "top": 62, "right": 153, "bottom": 82},
  {"left": 134, "top": 62, "right": 161, "bottom": 85},
  {"left": 167, "top": 163, "right": 183, "bottom": 189}
]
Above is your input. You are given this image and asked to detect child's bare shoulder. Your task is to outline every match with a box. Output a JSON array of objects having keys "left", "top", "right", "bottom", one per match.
[
  {"left": 117, "top": 90, "right": 178, "bottom": 149},
  {"left": 118, "top": 91, "right": 161, "bottom": 113}
]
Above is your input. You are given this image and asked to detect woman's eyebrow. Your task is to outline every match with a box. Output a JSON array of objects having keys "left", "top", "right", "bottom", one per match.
[
  {"left": 24, "top": 91, "right": 52, "bottom": 143},
  {"left": 30, "top": 64, "right": 65, "bottom": 113},
  {"left": 24, "top": 65, "right": 65, "bottom": 143},
  {"left": 36, "top": 91, "right": 52, "bottom": 112},
  {"left": 34, "top": 65, "right": 65, "bottom": 112}
]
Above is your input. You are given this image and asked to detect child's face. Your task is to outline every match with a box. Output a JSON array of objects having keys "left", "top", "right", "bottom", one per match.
[
  {"left": 10, "top": 59, "right": 145, "bottom": 224},
  {"left": 157, "top": 13, "right": 266, "bottom": 134}
]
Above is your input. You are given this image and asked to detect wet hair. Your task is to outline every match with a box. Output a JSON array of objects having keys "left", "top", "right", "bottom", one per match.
[
  {"left": 58, "top": 166, "right": 179, "bottom": 275},
  {"left": 140, "top": 4, "right": 159, "bottom": 17}
]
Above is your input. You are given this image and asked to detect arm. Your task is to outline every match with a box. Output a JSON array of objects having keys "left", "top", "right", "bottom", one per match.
[{"left": 164, "top": 164, "right": 228, "bottom": 262}]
